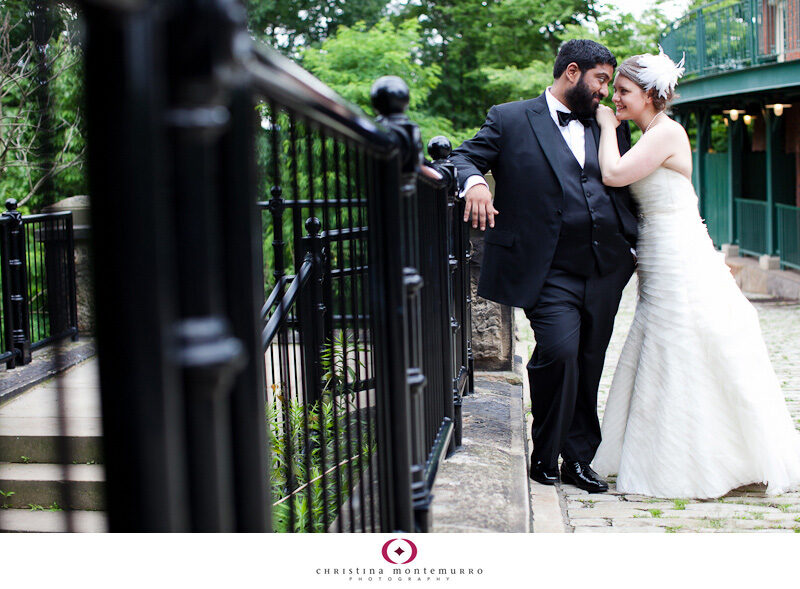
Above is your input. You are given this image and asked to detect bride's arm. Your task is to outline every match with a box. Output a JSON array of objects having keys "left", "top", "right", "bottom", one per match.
[{"left": 597, "top": 107, "right": 681, "bottom": 187}]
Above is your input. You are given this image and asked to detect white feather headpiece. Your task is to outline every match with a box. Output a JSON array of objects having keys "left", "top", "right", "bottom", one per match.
[{"left": 636, "top": 45, "right": 685, "bottom": 99}]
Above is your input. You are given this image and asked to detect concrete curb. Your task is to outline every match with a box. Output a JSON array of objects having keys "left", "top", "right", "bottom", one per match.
[
  {"left": 727, "top": 255, "right": 800, "bottom": 300},
  {"left": 519, "top": 353, "right": 568, "bottom": 533},
  {"left": 0, "top": 340, "right": 97, "bottom": 407},
  {"left": 430, "top": 371, "right": 531, "bottom": 532}
]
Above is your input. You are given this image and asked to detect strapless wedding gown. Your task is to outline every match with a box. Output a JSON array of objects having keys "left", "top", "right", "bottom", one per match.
[{"left": 591, "top": 166, "right": 800, "bottom": 498}]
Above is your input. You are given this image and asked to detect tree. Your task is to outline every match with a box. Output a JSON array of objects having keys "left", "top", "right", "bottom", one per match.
[
  {"left": 394, "top": 0, "right": 593, "bottom": 128},
  {"left": 302, "top": 18, "right": 476, "bottom": 145},
  {"left": 0, "top": 8, "right": 86, "bottom": 211},
  {"left": 246, "top": 0, "right": 388, "bottom": 55},
  {"left": 471, "top": 3, "right": 673, "bottom": 125}
]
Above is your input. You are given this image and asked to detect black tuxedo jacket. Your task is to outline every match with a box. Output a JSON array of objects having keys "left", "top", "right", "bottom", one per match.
[{"left": 450, "top": 92, "right": 640, "bottom": 309}]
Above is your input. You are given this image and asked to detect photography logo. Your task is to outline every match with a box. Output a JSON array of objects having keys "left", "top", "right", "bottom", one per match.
[{"left": 381, "top": 538, "right": 418, "bottom": 564}]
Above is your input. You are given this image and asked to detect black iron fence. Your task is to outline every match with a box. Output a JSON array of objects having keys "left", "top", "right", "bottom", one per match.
[
  {"left": 71, "top": 0, "right": 473, "bottom": 532},
  {"left": 0, "top": 198, "right": 78, "bottom": 368},
  {"left": 255, "top": 62, "right": 474, "bottom": 531}
]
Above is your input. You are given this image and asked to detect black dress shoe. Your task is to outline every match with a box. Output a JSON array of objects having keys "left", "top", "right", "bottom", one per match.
[
  {"left": 530, "top": 460, "right": 559, "bottom": 485},
  {"left": 560, "top": 461, "right": 609, "bottom": 493}
]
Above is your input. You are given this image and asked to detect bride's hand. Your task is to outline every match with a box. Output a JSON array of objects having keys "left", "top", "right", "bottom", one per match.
[{"left": 595, "top": 104, "right": 620, "bottom": 129}]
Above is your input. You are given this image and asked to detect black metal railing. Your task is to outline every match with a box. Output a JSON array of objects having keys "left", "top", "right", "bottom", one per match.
[
  {"left": 78, "top": 0, "right": 472, "bottom": 532},
  {"left": 256, "top": 63, "right": 474, "bottom": 531},
  {"left": 0, "top": 198, "right": 78, "bottom": 368}
]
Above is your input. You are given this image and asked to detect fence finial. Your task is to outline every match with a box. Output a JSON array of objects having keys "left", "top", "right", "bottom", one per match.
[
  {"left": 305, "top": 216, "right": 322, "bottom": 236},
  {"left": 370, "top": 76, "right": 410, "bottom": 116},
  {"left": 5, "top": 198, "right": 18, "bottom": 212},
  {"left": 427, "top": 136, "right": 452, "bottom": 161}
]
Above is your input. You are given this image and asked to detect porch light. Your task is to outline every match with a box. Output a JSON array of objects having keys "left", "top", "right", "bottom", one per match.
[
  {"left": 723, "top": 109, "right": 741, "bottom": 121},
  {"left": 766, "top": 104, "right": 792, "bottom": 116},
  {"left": 743, "top": 114, "right": 753, "bottom": 125}
]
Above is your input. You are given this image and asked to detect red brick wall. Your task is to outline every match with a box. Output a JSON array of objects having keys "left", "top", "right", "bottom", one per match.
[
  {"left": 788, "top": 0, "right": 800, "bottom": 61},
  {"left": 761, "top": 3, "right": 777, "bottom": 55}
]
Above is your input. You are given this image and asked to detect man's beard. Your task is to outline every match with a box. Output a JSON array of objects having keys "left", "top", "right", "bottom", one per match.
[{"left": 564, "top": 74, "right": 601, "bottom": 117}]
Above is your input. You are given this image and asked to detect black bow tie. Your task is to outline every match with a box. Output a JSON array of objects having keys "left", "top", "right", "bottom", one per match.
[{"left": 557, "top": 111, "right": 592, "bottom": 127}]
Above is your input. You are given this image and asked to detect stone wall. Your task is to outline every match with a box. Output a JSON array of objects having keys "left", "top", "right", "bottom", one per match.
[
  {"left": 469, "top": 226, "right": 515, "bottom": 371},
  {"left": 44, "top": 196, "right": 94, "bottom": 334}
]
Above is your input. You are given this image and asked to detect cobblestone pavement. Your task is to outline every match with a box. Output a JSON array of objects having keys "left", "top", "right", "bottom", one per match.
[{"left": 517, "top": 275, "right": 800, "bottom": 533}]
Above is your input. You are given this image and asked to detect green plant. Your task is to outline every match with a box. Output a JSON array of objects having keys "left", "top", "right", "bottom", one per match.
[
  {"left": 268, "top": 395, "right": 376, "bottom": 532},
  {"left": 672, "top": 499, "right": 688, "bottom": 510},
  {"left": 320, "top": 332, "right": 366, "bottom": 398},
  {"left": 28, "top": 504, "right": 44, "bottom": 511},
  {"left": 19, "top": 456, "right": 30, "bottom": 464},
  {"left": 665, "top": 526, "right": 682, "bottom": 533},
  {"left": 0, "top": 489, "right": 14, "bottom": 508},
  {"left": 706, "top": 518, "right": 724, "bottom": 529},
  {"left": 649, "top": 509, "right": 663, "bottom": 518},
  {"left": 268, "top": 336, "right": 374, "bottom": 533}
]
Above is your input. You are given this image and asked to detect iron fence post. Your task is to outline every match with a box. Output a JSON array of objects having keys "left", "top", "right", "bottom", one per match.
[
  {"left": 299, "top": 217, "right": 327, "bottom": 405},
  {"left": 81, "top": 0, "right": 191, "bottom": 531},
  {"left": 427, "top": 137, "right": 461, "bottom": 456},
  {"left": 697, "top": 9, "right": 707, "bottom": 74},
  {"left": 42, "top": 213, "right": 73, "bottom": 341},
  {"left": 1, "top": 200, "right": 32, "bottom": 368},
  {"left": 372, "top": 76, "right": 430, "bottom": 532},
  {"left": 218, "top": 76, "right": 271, "bottom": 532}
]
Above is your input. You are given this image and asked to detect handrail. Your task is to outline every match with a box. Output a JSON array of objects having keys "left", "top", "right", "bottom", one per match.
[
  {"left": 666, "top": 0, "right": 743, "bottom": 26},
  {"left": 22, "top": 211, "right": 74, "bottom": 222},
  {"left": 661, "top": 0, "right": 797, "bottom": 78},
  {"left": 260, "top": 274, "right": 291, "bottom": 320},
  {"left": 243, "top": 44, "right": 397, "bottom": 155},
  {"left": 261, "top": 256, "right": 313, "bottom": 349}
]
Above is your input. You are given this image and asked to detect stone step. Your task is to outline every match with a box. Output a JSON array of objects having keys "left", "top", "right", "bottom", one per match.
[
  {"left": 0, "top": 434, "right": 103, "bottom": 464},
  {"left": 0, "top": 462, "right": 105, "bottom": 511},
  {"left": 0, "top": 508, "right": 108, "bottom": 532}
]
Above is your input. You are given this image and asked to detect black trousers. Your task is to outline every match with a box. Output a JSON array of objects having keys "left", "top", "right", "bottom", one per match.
[{"left": 525, "top": 260, "right": 634, "bottom": 469}]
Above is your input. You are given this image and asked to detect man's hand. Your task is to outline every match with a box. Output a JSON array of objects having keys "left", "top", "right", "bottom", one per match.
[{"left": 463, "top": 184, "right": 499, "bottom": 230}]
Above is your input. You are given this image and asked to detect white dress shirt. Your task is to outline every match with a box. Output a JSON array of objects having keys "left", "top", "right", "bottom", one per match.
[{"left": 461, "top": 87, "right": 587, "bottom": 197}]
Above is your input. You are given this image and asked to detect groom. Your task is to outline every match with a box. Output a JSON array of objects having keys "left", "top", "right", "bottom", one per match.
[{"left": 451, "top": 39, "right": 639, "bottom": 493}]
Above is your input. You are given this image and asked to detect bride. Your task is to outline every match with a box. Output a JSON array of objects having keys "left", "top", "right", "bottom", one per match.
[{"left": 590, "top": 48, "right": 800, "bottom": 499}]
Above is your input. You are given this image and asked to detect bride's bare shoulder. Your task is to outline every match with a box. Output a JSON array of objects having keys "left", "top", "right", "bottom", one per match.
[
  {"left": 649, "top": 117, "right": 688, "bottom": 140},
  {"left": 644, "top": 118, "right": 691, "bottom": 155}
]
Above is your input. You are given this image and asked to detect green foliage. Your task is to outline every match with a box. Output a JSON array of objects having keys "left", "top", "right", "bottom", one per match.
[
  {"left": 246, "top": 0, "right": 387, "bottom": 56},
  {"left": 268, "top": 334, "right": 375, "bottom": 532},
  {"left": 303, "top": 19, "right": 441, "bottom": 115},
  {"left": 320, "top": 332, "right": 365, "bottom": 396},
  {"left": 0, "top": 5, "right": 86, "bottom": 212},
  {"left": 0, "top": 489, "right": 14, "bottom": 508},
  {"left": 245, "top": 1, "right": 695, "bottom": 150},
  {"left": 394, "top": 0, "right": 593, "bottom": 129},
  {"left": 268, "top": 388, "right": 375, "bottom": 533},
  {"left": 481, "top": 60, "right": 553, "bottom": 106}
]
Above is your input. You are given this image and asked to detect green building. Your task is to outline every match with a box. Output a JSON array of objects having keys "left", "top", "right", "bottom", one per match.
[{"left": 662, "top": 0, "right": 800, "bottom": 271}]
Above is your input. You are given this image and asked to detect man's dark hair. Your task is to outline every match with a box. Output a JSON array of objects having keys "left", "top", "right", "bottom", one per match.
[{"left": 553, "top": 39, "right": 617, "bottom": 78}]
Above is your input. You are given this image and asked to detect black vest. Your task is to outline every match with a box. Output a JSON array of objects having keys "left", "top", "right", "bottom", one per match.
[{"left": 550, "top": 126, "right": 631, "bottom": 277}]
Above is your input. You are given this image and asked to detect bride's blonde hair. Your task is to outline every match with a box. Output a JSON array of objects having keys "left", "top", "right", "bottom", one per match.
[{"left": 616, "top": 56, "right": 678, "bottom": 112}]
